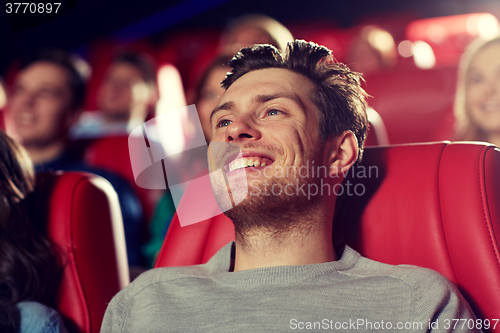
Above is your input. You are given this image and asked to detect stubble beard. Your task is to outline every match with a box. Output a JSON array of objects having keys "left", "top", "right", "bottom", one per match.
[{"left": 221, "top": 145, "right": 326, "bottom": 244}]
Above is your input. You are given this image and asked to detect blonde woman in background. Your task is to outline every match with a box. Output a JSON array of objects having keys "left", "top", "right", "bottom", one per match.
[{"left": 454, "top": 36, "right": 500, "bottom": 146}]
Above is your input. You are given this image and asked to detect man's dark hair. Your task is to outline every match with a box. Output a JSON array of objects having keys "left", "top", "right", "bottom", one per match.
[
  {"left": 112, "top": 51, "right": 157, "bottom": 87},
  {"left": 20, "top": 49, "right": 90, "bottom": 111},
  {"left": 222, "top": 40, "right": 368, "bottom": 160}
]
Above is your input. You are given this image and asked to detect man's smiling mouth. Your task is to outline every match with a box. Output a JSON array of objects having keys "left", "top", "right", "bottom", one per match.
[{"left": 226, "top": 156, "right": 275, "bottom": 172}]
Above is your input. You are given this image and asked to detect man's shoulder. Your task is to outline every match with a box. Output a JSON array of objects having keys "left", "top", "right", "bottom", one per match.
[
  {"left": 128, "top": 265, "right": 210, "bottom": 293},
  {"left": 118, "top": 243, "right": 232, "bottom": 299},
  {"left": 349, "top": 251, "right": 459, "bottom": 296}
]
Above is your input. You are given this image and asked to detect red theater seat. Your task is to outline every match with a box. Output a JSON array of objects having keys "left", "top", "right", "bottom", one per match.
[
  {"left": 364, "top": 66, "right": 457, "bottom": 144},
  {"left": 156, "top": 142, "right": 500, "bottom": 332},
  {"left": 32, "top": 172, "right": 129, "bottom": 333}
]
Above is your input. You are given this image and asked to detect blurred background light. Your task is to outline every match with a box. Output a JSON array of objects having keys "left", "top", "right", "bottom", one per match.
[{"left": 412, "top": 41, "right": 436, "bottom": 69}]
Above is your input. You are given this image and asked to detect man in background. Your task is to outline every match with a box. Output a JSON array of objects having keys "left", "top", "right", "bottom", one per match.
[{"left": 70, "top": 51, "right": 157, "bottom": 139}]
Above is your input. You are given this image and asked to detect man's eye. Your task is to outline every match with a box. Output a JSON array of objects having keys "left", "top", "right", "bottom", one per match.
[
  {"left": 267, "top": 109, "right": 282, "bottom": 116},
  {"left": 217, "top": 119, "right": 232, "bottom": 128}
]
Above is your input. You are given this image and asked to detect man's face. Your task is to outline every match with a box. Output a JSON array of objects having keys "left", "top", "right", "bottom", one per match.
[
  {"left": 210, "top": 68, "right": 327, "bottom": 230},
  {"left": 97, "top": 61, "right": 151, "bottom": 121},
  {"left": 7, "top": 61, "right": 74, "bottom": 147}
]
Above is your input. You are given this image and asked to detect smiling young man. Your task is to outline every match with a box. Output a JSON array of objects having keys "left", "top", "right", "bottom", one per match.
[{"left": 101, "top": 41, "right": 478, "bottom": 332}]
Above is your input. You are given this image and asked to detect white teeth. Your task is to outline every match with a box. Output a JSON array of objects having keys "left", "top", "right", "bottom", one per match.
[{"left": 227, "top": 157, "right": 271, "bottom": 172}]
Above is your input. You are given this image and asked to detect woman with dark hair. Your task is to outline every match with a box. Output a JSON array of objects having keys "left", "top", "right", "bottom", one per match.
[{"left": 0, "top": 129, "right": 67, "bottom": 332}]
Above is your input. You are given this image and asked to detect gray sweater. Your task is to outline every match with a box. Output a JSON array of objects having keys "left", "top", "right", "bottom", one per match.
[{"left": 101, "top": 243, "right": 479, "bottom": 332}]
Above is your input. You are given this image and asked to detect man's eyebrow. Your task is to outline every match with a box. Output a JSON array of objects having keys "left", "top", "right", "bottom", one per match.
[
  {"left": 209, "top": 92, "right": 307, "bottom": 125},
  {"left": 210, "top": 101, "right": 235, "bottom": 125},
  {"left": 253, "top": 93, "right": 306, "bottom": 110}
]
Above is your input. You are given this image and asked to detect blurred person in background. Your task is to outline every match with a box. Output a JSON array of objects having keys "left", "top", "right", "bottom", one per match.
[
  {"left": 454, "top": 36, "right": 500, "bottom": 147},
  {"left": 70, "top": 51, "right": 158, "bottom": 139},
  {"left": 0, "top": 78, "right": 6, "bottom": 109},
  {"left": 346, "top": 25, "right": 397, "bottom": 76},
  {"left": 5, "top": 50, "right": 144, "bottom": 269},
  {"left": 194, "top": 55, "right": 231, "bottom": 142},
  {"left": 0, "top": 129, "right": 67, "bottom": 333},
  {"left": 0, "top": 78, "right": 7, "bottom": 129},
  {"left": 141, "top": 55, "right": 230, "bottom": 267},
  {"left": 218, "top": 13, "right": 294, "bottom": 57}
]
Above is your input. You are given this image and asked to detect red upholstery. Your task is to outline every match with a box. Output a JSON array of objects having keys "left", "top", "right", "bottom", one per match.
[
  {"left": 33, "top": 172, "right": 129, "bottom": 333},
  {"left": 156, "top": 142, "right": 500, "bottom": 332},
  {"left": 364, "top": 66, "right": 457, "bottom": 144}
]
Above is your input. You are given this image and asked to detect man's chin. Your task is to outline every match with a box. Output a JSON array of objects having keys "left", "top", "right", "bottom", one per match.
[{"left": 221, "top": 176, "right": 323, "bottom": 237}]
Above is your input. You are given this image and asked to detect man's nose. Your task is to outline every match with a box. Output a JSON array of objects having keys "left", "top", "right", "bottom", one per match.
[
  {"left": 225, "top": 117, "right": 261, "bottom": 143},
  {"left": 15, "top": 91, "right": 36, "bottom": 109}
]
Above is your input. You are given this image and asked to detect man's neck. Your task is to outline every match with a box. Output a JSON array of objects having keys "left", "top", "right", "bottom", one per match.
[
  {"left": 25, "top": 140, "right": 66, "bottom": 165},
  {"left": 233, "top": 204, "right": 336, "bottom": 272}
]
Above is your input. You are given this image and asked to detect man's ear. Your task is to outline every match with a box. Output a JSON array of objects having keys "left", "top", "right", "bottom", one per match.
[{"left": 325, "top": 131, "right": 358, "bottom": 178}]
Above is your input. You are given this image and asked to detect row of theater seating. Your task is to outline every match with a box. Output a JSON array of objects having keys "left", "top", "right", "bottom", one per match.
[{"left": 37, "top": 141, "right": 500, "bottom": 333}]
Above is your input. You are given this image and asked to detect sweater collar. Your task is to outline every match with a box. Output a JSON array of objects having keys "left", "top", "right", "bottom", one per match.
[{"left": 205, "top": 242, "right": 361, "bottom": 287}]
